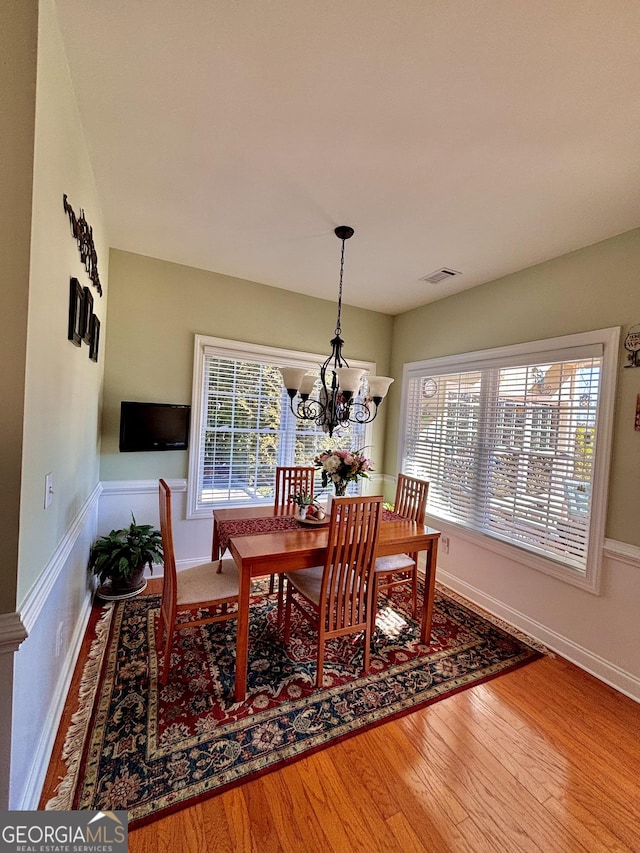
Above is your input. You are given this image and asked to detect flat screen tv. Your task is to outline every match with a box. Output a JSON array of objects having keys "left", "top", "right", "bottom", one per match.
[{"left": 119, "top": 401, "right": 191, "bottom": 452}]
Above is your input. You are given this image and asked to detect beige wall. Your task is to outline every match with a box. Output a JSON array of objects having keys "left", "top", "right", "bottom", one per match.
[
  {"left": 0, "top": 2, "right": 38, "bottom": 614},
  {"left": 17, "top": 0, "right": 109, "bottom": 604},
  {"left": 387, "top": 227, "right": 640, "bottom": 547},
  {"left": 101, "top": 249, "right": 393, "bottom": 481}
]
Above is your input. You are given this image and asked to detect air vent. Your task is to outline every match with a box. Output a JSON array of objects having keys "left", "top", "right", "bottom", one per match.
[{"left": 420, "top": 268, "right": 461, "bottom": 284}]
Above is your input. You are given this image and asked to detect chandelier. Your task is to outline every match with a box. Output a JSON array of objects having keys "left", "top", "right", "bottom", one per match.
[{"left": 280, "top": 226, "right": 394, "bottom": 437}]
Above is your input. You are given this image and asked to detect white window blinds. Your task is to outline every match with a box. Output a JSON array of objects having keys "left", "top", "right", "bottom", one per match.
[{"left": 400, "top": 329, "right": 619, "bottom": 584}]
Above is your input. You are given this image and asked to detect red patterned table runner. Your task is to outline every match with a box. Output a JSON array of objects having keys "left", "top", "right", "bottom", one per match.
[{"left": 217, "top": 509, "right": 403, "bottom": 554}]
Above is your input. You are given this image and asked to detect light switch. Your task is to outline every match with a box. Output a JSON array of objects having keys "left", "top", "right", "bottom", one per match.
[{"left": 44, "top": 473, "right": 54, "bottom": 509}]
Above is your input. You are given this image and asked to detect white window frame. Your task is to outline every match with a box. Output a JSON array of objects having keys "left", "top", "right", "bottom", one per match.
[
  {"left": 397, "top": 327, "right": 620, "bottom": 593},
  {"left": 187, "top": 334, "right": 376, "bottom": 519}
]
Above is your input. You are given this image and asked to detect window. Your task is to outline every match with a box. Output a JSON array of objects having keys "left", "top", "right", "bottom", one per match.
[
  {"left": 187, "top": 335, "right": 373, "bottom": 516},
  {"left": 398, "top": 328, "right": 619, "bottom": 591}
]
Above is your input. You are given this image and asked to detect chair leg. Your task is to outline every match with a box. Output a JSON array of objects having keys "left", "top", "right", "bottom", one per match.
[
  {"left": 363, "top": 621, "right": 371, "bottom": 675},
  {"left": 284, "top": 583, "right": 293, "bottom": 644},
  {"left": 411, "top": 568, "right": 418, "bottom": 619},
  {"left": 276, "top": 575, "right": 286, "bottom": 628},
  {"left": 372, "top": 573, "right": 379, "bottom": 614},
  {"left": 161, "top": 625, "right": 174, "bottom": 686},
  {"left": 268, "top": 574, "right": 276, "bottom": 594},
  {"left": 316, "top": 637, "right": 325, "bottom": 688}
]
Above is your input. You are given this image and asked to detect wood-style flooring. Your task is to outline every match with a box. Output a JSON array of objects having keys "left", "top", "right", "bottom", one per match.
[{"left": 40, "top": 581, "right": 640, "bottom": 852}]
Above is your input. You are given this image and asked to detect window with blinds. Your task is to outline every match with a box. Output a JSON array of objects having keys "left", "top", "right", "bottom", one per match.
[
  {"left": 399, "top": 328, "right": 619, "bottom": 589},
  {"left": 187, "top": 336, "right": 371, "bottom": 514}
]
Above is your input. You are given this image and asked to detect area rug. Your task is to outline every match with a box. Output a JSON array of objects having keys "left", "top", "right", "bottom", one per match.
[{"left": 46, "top": 581, "right": 544, "bottom": 827}]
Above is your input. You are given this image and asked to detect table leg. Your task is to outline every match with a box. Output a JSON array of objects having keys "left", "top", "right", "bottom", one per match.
[
  {"left": 212, "top": 515, "right": 220, "bottom": 561},
  {"left": 420, "top": 538, "right": 439, "bottom": 644},
  {"left": 234, "top": 561, "right": 252, "bottom": 703}
]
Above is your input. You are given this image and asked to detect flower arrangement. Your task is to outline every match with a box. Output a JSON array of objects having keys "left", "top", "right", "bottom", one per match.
[{"left": 313, "top": 448, "right": 373, "bottom": 497}]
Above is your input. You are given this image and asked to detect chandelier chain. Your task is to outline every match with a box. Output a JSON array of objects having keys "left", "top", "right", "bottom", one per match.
[{"left": 335, "top": 236, "right": 346, "bottom": 337}]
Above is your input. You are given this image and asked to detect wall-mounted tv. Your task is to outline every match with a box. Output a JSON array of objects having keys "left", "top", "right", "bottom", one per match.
[{"left": 119, "top": 401, "right": 191, "bottom": 452}]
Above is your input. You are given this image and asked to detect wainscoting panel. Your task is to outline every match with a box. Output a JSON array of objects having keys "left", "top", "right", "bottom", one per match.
[{"left": 10, "top": 485, "right": 100, "bottom": 810}]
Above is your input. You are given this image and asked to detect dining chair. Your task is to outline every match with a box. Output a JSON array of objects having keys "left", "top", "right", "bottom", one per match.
[
  {"left": 372, "top": 473, "right": 429, "bottom": 618},
  {"left": 283, "top": 495, "right": 383, "bottom": 687},
  {"left": 274, "top": 465, "right": 316, "bottom": 508},
  {"left": 270, "top": 465, "right": 316, "bottom": 600},
  {"left": 157, "top": 479, "right": 239, "bottom": 686}
]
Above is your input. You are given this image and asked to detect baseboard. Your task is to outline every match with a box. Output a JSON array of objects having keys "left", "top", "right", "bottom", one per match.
[
  {"left": 437, "top": 568, "right": 640, "bottom": 703},
  {"left": 15, "top": 592, "right": 94, "bottom": 810}
]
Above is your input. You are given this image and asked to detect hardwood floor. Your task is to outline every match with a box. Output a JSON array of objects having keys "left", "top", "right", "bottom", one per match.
[{"left": 40, "top": 583, "right": 640, "bottom": 852}]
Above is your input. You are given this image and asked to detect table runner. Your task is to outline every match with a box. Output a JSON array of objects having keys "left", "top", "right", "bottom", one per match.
[{"left": 216, "top": 508, "right": 403, "bottom": 554}]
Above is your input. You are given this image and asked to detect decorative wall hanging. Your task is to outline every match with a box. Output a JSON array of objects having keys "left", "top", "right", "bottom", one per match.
[
  {"left": 89, "top": 315, "right": 100, "bottom": 363},
  {"left": 67, "top": 277, "right": 99, "bottom": 362},
  {"left": 62, "top": 194, "right": 103, "bottom": 296},
  {"left": 68, "top": 278, "right": 83, "bottom": 346},
  {"left": 81, "top": 286, "right": 93, "bottom": 345},
  {"left": 624, "top": 323, "right": 640, "bottom": 368}
]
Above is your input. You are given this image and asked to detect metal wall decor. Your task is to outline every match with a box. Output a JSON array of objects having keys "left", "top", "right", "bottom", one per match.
[
  {"left": 63, "top": 194, "right": 103, "bottom": 296},
  {"left": 624, "top": 323, "right": 640, "bottom": 368}
]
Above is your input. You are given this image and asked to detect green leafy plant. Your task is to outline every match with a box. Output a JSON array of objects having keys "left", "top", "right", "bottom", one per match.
[
  {"left": 290, "top": 492, "right": 317, "bottom": 508},
  {"left": 89, "top": 515, "right": 163, "bottom": 585}
]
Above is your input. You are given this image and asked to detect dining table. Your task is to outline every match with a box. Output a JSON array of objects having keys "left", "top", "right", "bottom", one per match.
[{"left": 212, "top": 504, "right": 441, "bottom": 702}]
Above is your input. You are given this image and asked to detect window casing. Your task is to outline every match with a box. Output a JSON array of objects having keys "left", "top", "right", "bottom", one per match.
[
  {"left": 187, "top": 335, "right": 374, "bottom": 517},
  {"left": 398, "top": 328, "right": 619, "bottom": 592}
]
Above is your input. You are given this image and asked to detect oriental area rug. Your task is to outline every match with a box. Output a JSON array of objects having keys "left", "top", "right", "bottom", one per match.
[{"left": 46, "top": 581, "right": 544, "bottom": 827}]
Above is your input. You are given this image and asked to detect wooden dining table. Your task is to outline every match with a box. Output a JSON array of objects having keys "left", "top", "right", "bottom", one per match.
[{"left": 212, "top": 504, "right": 441, "bottom": 702}]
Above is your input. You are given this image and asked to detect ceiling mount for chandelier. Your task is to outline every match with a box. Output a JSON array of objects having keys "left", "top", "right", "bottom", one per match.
[{"left": 280, "top": 226, "right": 394, "bottom": 437}]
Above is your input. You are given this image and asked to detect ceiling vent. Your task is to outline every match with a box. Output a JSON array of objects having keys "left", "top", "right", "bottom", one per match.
[{"left": 420, "top": 268, "right": 461, "bottom": 284}]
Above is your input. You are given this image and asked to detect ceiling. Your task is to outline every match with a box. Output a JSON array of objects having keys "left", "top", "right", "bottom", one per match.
[{"left": 54, "top": 0, "right": 640, "bottom": 315}]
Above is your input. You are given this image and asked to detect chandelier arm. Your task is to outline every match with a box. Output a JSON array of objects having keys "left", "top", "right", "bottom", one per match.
[{"left": 346, "top": 400, "right": 378, "bottom": 425}]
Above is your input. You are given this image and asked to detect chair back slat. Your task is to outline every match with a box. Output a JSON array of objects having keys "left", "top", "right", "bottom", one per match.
[
  {"left": 274, "top": 466, "right": 315, "bottom": 507},
  {"left": 394, "top": 474, "right": 429, "bottom": 523},
  {"left": 322, "top": 496, "right": 383, "bottom": 634}
]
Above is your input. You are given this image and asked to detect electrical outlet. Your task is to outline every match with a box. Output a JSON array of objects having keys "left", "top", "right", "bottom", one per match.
[
  {"left": 44, "top": 473, "right": 54, "bottom": 509},
  {"left": 441, "top": 535, "right": 449, "bottom": 554}
]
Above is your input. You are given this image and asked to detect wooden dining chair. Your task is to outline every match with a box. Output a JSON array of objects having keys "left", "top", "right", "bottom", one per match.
[
  {"left": 157, "top": 479, "right": 239, "bottom": 686},
  {"left": 270, "top": 465, "right": 316, "bottom": 599},
  {"left": 372, "top": 473, "right": 429, "bottom": 618},
  {"left": 274, "top": 465, "right": 315, "bottom": 508},
  {"left": 283, "top": 495, "right": 383, "bottom": 687}
]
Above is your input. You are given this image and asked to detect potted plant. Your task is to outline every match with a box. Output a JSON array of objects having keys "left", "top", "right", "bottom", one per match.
[
  {"left": 89, "top": 515, "right": 163, "bottom": 599},
  {"left": 291, "top": 492, "right": 325, "bottom": 521}
]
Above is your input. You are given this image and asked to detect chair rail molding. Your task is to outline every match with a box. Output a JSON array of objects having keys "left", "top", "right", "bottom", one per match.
[
  {"left": 0, "top": 612, "right": 27, "bottom": 655},
  {"left": 100, "top": 479, "right": 187, "bottom": 495},
  {"left": 20, "top": 483, "right": 102, "bottom": 634},
  {"left": 603, "top": 537, "right": 640, "bottom": 568}
]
